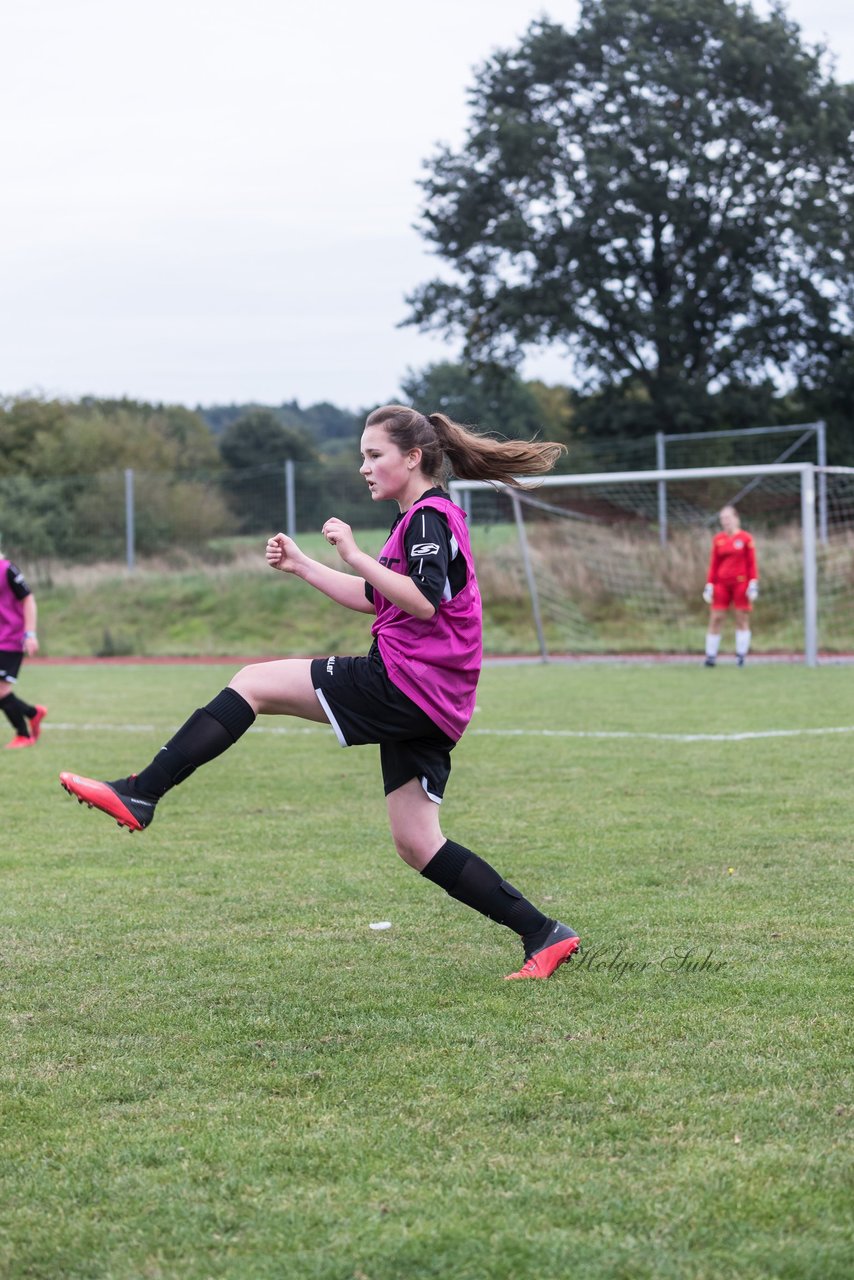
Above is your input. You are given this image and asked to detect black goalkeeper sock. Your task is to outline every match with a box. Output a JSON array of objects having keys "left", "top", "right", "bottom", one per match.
[
  {"left": 421, "top": 839, "right": 550, "bottom": 941},
  {"left": 0, "top": 692, "right": 30, "bottom": 736},
  {"left": 128, "top": 688, "right": 256, "bottom": 800}
]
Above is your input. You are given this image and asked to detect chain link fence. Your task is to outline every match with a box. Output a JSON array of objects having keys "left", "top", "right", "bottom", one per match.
[
  {"left": 0, "top": 460, "right": 393, "bottom": 580},
  {"left": 0, "top": 424, "right": 837, "bottom": 581}
]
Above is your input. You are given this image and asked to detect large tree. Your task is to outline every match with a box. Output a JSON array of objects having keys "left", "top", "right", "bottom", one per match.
[
  {"left": 218, "top": 410, "right": 318, "bottom": 470},
  {"left": 400, "top": 361, "right": 564, "bottom": 441},
  {"left": 218, "top": 409, "right": 319, "bottom": 533},
  {"left": 405, "top": 0, "right": 854, "bottom": 433}
]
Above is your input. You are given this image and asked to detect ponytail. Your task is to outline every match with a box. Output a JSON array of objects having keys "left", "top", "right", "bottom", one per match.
[
  {"left": 426, "top": 412, "right": 564, "bottom": 485},
  {"left": 365, "top": 404, "right": 565, "bottom": 487}
]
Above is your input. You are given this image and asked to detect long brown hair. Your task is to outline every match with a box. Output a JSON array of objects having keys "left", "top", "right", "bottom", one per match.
[{"left": 365, "top": 405, "right": 565, "bottom": 487}]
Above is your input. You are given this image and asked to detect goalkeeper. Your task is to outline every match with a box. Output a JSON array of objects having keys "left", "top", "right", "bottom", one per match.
[{"left": 702, "top": 505, "right": 759, "bottom": 667}]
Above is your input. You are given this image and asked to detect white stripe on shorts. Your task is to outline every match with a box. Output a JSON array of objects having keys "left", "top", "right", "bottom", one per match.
[
  {"left": 314, "top": 686, "right": 349, "bottom": 747},
  {"left": 421, "top": 775, "right": 443, "bottom": 804}
]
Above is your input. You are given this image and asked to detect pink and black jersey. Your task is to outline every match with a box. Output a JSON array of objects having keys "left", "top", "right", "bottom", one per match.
[
  {"left": 371, "top": 495, "right": 482, "bottom": 742},
  {"left": 0, "top": 559, "right": 31, "bottom": 650}
]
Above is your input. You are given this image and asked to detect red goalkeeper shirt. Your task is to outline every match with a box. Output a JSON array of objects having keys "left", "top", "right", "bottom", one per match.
[{"left": 707, "top": 530, "right": 758, "bottom": 585}]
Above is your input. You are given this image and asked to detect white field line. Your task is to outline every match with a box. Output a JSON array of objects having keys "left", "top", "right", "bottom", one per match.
[
  {"left": 471, "top": 726, "right": 854, "bottom": 742},
  {"left": 42, "top": 722, "right": 854, "bottom": 743}
]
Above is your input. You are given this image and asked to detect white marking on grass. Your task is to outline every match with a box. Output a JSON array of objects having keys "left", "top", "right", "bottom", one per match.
[
  {"left": 46, "top": 723, "right": 161, "bottom": 732},
  {"left": 470, "top": 726, "right": 854, "bottom": 742},
  {"left": 43, "top": 722, "right": 854, "bottom": 742}
]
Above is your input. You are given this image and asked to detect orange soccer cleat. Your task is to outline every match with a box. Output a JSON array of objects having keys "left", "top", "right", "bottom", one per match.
[
  {"left": 29, "top": 705, "right": 48, "bottom": 741},
  {"left": 59, "top": 772, "right": 156, "bottom": 832},
  {"left": 5, "top": 735, "right": 35, "bottom": 750},
  {"left": 505, "top": 922, "right": 580, "bottom": 981}
]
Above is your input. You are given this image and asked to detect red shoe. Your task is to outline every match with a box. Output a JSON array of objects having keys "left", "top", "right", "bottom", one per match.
[
  {"left": 59, "top": 772, "right": 156, "bottom": 832},
  {"left": 505, "top": 922, "right": 580, "bottom": 980},
  {"left": 29, "top": 705, "right": 48, "bottom": 741},
  {"left": 5, "top": 735, "right": 35, "bottom": 750}
]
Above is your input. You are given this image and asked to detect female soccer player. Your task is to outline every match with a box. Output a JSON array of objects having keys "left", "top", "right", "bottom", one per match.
[
  {"left": 0, "top": 547, "right": 47, "bottom": 749},
  {"left": 702, "top": 504, "right": 759, "bottom": 667},
  {"left": 60, "top": 405, "right": 580, "bottom": 981}
]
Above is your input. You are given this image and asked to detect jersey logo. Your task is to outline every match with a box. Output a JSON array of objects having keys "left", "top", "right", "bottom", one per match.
[
  {"left": 411, "top": 542, "right": 440, "bottom": 557},
  {"left": 734, "top": 539, "right": 744, "bottom": 549}
]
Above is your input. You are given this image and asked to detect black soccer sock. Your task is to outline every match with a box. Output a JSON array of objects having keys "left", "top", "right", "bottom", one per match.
[
  {"left": 15, "top": 693, "right": 37, "bottom": 719},
  {"left": 129, "top": 688, "right": 256, "bottom": 800},
  {"left": 421, "top": 839, "right": 551, "bottom": 943},
  {"left": 0, "top": 692, "right": 30, "bottom": 736}
]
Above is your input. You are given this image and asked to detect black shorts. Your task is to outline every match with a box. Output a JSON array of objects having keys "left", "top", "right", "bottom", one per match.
[
  {"left": 0, "top": 651, "right": 23, "bottom": 683},
  {"left": 310, "top": 648, "right": 456, "bottom": 802}
]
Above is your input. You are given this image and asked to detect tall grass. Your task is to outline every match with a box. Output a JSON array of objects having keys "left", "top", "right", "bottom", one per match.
[{"left": 30, "top": 523, "right": 854, "bottom": 658}]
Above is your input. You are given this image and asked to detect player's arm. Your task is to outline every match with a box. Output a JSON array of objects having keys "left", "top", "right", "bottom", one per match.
[
  {"left": 745, "top": 534, "right": 759, "bottom": 601},
  {"left": 9, "top": 564, "right": 39, "bottom": 654},
  {"left": 402, "top": 507, "right": 456, "bottom": 611},
  {"left": 703, "top": 539, "right": 718, "bottom": 602},
  {"left": 746, "top": 534, "right": 758, "bottom": 583},
  {"left": 265, "top": 533, "right": 374, "bottom": 613},
  {"left": 322, "top": 519, "right": 436, "bottom": 620},
  {"left": 22, "top": 591, "right": 38, "bottom": 655},
  {"left": 707, "top": 539, "right": 720, "bottom": 585}
]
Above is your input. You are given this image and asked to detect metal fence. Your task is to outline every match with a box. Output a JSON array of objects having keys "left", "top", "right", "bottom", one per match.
[
  {"left": 0, "top": 460, "right": 391, "bottom": 575},
  {"left": 0, "top": 423, "right": 837, "bottom": 576}
]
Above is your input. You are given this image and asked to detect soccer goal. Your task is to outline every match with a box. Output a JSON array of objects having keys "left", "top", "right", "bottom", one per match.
[{"left": 449, "top": 463, "right": 854, "bottom": 665}]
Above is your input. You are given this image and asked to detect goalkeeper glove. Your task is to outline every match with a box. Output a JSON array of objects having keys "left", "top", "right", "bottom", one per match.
[
  {"left": 747, "top": 580, "right": 759, "bottom": 602},
  {"left": 703, "top": 583, "right": 714, "bottom": 605}
]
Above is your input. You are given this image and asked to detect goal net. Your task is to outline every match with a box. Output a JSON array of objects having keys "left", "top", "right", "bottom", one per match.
[{"left": 449, "top": 464, "right": 854, "bottom": 664}]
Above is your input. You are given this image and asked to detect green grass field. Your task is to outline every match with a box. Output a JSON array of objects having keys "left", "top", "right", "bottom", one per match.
[{"left": 2, "top": 663, "right": 852, "bottom": 1279}]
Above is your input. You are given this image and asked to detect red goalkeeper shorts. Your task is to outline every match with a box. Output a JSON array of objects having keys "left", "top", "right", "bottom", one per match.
[{"left": 712, "top": 580, "right": 752, "bottom": 611}]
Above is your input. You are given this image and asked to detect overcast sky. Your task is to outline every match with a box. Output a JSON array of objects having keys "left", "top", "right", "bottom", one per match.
[{"left": 2, "top": 0, "right": 852, "bottom": 413}]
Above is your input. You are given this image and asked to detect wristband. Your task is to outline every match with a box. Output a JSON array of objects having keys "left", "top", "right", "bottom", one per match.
[{"left": 24, "top": 630, "right": 37, "bottom": 638}]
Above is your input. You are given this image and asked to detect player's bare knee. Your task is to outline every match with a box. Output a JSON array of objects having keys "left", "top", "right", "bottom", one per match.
[
  {"left": 391, "top": 828, "right": 413, "bottom": 861},
  {"left": 228, "top": 666, "right": 265, "bottom": 709},
  {"left": 389, "top": 830, "right": 425, "bottom": 870}
]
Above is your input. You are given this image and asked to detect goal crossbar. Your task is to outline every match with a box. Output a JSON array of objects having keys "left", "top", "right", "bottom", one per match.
[{"left": 450, "top": 462, "right": 819, "bottom": 492}]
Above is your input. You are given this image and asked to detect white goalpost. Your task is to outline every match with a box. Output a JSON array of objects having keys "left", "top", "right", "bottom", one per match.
[
  {"left": 653, "top": 422, "right": 828, "bottom": 544},
  {"left": 450, "top": 463, "right": 854, "bottom": 666}
]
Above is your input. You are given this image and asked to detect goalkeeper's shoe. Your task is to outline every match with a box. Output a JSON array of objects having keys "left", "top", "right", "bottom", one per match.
[
  {"left": 504, "top": 922, "right": 580, "bottom": 981},
  {"left": 704, "top": 657, "right": 716, "bottom": 667},
  {"left": 59, "top": 773, "right": 156, "bottom": 832}
]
